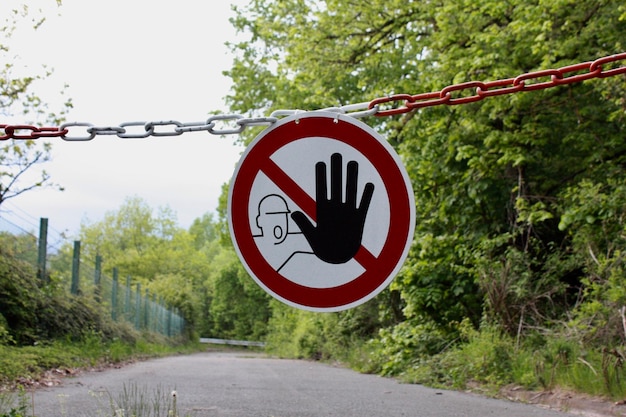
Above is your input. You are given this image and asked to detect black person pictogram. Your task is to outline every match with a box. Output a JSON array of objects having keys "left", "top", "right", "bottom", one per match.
[
  {"left": 291, "top": 153, "right": 375, "bottom": 264},
  {"left": 253, "top": 194, "right": 292, "bottom": 244},
  {"left": 252, "top": 194, "right": 313, "bottom": 273}
]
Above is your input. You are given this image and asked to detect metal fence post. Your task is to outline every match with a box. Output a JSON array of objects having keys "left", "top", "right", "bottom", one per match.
[
  {"left": 144, "top": 288, "right": 150, "bottom": 330},
  {"left": 94, "top": 255, "right": 102, "bottom": 302},
  {"left": 70, "top": 241, "right": 81, "bottom": 295},
  {"left": 125, "top": 276, "right": 131, "bottom": 320},
  {"left": 152, "top": 293, "right": 158, "bottom": 332},
  {"left": 135, "top": 283, "right": 141, "bottom": 330},
  {"left": 37, "top": 218, "right": 48, "bottom": 285},
  {"left": 167, "top": 309, "right": 172, "bottom": 337},
  {"left": 111, "top": 268, "right": 119, "bottom": 321},
  {"left": 158, "top": 297, "right": 165, "bottom": 334}
]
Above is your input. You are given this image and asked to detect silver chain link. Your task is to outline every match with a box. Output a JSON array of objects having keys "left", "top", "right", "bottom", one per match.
[
  {"left": 58, "top": 102, "right": 378, "bottom": 141},
  {"left": 5, "top": 52, "right": 626, "bottom": 141}
]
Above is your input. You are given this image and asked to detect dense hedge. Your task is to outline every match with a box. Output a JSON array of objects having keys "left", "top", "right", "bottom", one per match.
[{"left": 0, "top": 247, "right": 137, "bottom": 346}]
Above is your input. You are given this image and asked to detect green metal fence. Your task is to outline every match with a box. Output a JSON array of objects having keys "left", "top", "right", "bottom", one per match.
[
  {"left": 0, "top": 216, "right": 185, "bottom": 337},
  {"left": 75, "top": 253, "right": 186, "bottom": 337}
]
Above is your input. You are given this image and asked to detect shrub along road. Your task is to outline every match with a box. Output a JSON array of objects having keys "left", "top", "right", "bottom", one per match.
[{"left": 30, "top": 350, "right": 575, "bottom": 417}]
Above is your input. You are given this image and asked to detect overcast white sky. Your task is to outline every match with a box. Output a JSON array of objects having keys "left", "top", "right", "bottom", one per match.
[{"left": 1, "top": 0, "right": 249, "bottom": 241}]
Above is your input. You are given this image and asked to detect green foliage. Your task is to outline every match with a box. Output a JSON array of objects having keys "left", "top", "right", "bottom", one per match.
[
  {"left": 518, "top": 339, "right": 626, "bottom": 400},
  {"left": 405, "top": 320, "right": 515, "bottom": 390},
  {"left": 265, "top": 295, "right": 400, "bottom": 362},
  {"left": 558, "top": 177, "right": 626, "bottom": 346},
  {"left": 1, "top": 4, "right": 70, "bottom": 122},
  {"left": 0, "top": 387, "right": 29, "bottom": 417},
  {"left": 0, "top": 246, "right": 39, "bottom": 344},
  {"left": 207, "top": 250, "right": 270, "bottom": 341},
  {"left": 397, "top": 325, "right": 626, "bottom": 399},
  {"left": 70, "top": 196, "right": 273, "bottom": 341},
  {"left": 396, "top": 233, "right": 483, "bottom": 328},
  {"left": 367, "top": 320, "right": 453, "bottom": 376},
  {"left": 69, "top": 197, "right": 205, "bottom": 330},
  {"left": 474, "top": 240, "right": 576, "bottom": 336},
  {"left": 77, "top": 197, "right": 184, "bottom": 282},
  {"left": 3, "top": 0, "right": 626, "bottom": 402},
  {"left": 0, "top": 336, "right": 201, "bottom": 389},
  {"left": 0, "top": 233, "right": 38, "bottom": 267},
  {"left": 265, "top": 302, "right": 330, "bottom": 359},
  {"left": 0, "top": 3, "right": 70, "bottom": 207},
  {"left": 148, "top": 273, "right": 198, "bottom": 329},
  {"left": 225, "top": 0, "right": 626, "bottom": 399},
  {"left": 0, "top": 243, "right": 127, "bottom": 345},
  {"left": 228, "top": 0, "right": 625, "bottom": 335},
  {"left": 1, "top": 192, "right": 271, "bottom": 357},
  {"left": 69, "top": 197, "right": 273, "bottom": 342},
  {"left": 0, "top": 314, "right": 13, "bottom": 346},
  {"left": 102, "top": 383, "right": 182, "bottom": 417}
]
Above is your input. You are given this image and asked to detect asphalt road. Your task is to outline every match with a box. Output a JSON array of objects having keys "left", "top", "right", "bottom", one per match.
[{"left": 29, "top": 351, "right": 575, "bottom": 417}]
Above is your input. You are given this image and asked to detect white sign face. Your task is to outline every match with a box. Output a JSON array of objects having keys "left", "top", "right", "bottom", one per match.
[{"left": 228, "top": 112, "right": 415, "bottom": 312}]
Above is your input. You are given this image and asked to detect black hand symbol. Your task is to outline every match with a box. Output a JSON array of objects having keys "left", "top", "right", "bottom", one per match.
[{"left": 291, "top": 153, "right": 375, "bottom": 264}]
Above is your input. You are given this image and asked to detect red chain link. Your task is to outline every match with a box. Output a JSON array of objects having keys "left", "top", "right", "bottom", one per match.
[
  {"left": 0, "top": 124, "right": 69, "bottom": 140},
  {"left": 369, "top": 52, "right": 626, "bottom": 116},
  {"left": 1, "top": 52, "right": 625, "bottom": 139}
]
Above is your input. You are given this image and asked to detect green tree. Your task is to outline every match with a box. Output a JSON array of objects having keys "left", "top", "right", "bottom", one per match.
[
  {"left": 226, "top": 0, "right": 626, "bottom": 351},
  {"left": 212, "top": 183, "right": 273, "bottom": 340},
  {"left": 558, "top": 177, "right": 626, "bottom": 346},
  {"left": 77, "top": 196, "right": 183, "bottom": 282},
  {"left": 187, "top": 212, "right": 235, "bottom": 336},
  {"left": 207, "top": 249, "right": 271, "bottom": 340},
  {"left": 58, "top": 197, "right": 207, "bottom": 327},
  {"left": 68, "top": 197, "right": 270, "bottom": 338}
]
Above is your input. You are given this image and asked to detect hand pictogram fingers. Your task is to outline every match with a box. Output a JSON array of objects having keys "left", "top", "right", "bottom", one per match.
[
  {"left": 330, "top": 153, "right": 343, "bottom": 202},
  {"left": 315, "top": 160, "right": 327, "bottom": 203},
  {"left": 359, "top": 182, "right": 375, "bottom": 216},
  {"left": 346, "top": 160, "right": 359, "bottom": 207}
]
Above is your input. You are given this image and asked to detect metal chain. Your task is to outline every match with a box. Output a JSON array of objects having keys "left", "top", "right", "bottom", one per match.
[
  {"left": 2, "top": 52, "right": 625, "bottom": 141},
  {"left": 369, "top": 52, "right": 626, "bottom": 116}
]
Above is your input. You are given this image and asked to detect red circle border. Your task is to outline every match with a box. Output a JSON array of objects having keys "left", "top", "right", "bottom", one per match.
[{"left": 229, "top": 114, "right": 414, "bottom": 311}]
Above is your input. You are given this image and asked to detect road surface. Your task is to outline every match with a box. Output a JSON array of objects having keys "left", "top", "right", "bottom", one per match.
[{"left": 29, "top": 351, "right": 575, "bottom": 417}]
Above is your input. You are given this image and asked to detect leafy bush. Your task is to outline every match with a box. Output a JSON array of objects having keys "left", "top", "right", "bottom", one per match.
[
  {"left": 265, "top": 302, "right": 325, "bottom": 359},
  {"left": 559, "top": 176, "right": 626, "bottom": 347},
  {"left": 403, "top": 320, "right": 514, "bottom": 389},
  {"left": 208, "top": 255, "right": 270, "bottom": 341},
  {"left": 0, "top": 314, "right": 13, "bottom": 346},
  {"left": 367, "top": 320, "right": 452, "bottom": 376},
  {"left": 0, "top": 246, "right": 139, "bottom": 346},
  {"left": 265, "top": 297, "right": 399, "bottom": 363},
  {"left": 0, "top": 249, "right": 41, "bottom": 344}
]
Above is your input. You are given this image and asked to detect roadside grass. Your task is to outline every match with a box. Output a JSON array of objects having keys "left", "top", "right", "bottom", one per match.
[
  {"left": 0, "top": 387, "right": 29, "bottom": 417},
  {"left": 391, "top": 326, "right": 626, "bottom": 402},
  {"left": 264, "top": 313, "right": 626, "bottom": 402},
  {"left": 0, "top": 332, "right": 204, "bottom": 417},
  {"left": 0, "top": 339, "right": 271, "bottom": 417},
  {"left": 0, "top": 333, "right": 203, "bottom": 390},
  {"left": 90, "top": 383, "right": 185, "bottom": 417},
  {"left": 0, "top": 382, "right": 189, "bottom": 417}
]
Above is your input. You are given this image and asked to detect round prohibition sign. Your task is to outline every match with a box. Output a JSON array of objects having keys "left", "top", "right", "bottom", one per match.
[{"left": 228, "top": 112, "right": 415, "bottom": 312}]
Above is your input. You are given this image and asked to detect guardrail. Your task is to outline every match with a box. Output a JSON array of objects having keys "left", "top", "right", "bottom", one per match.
[{"left": 200, "top": 338, "right": 266, "bottom": 348}]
